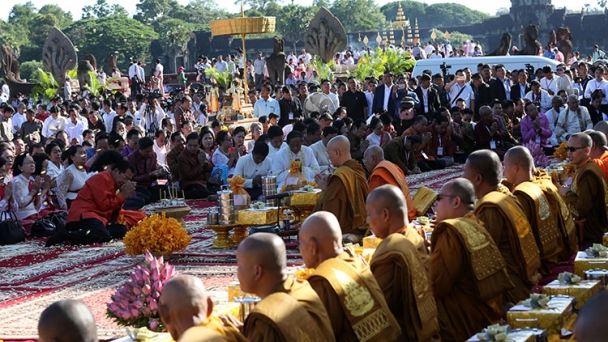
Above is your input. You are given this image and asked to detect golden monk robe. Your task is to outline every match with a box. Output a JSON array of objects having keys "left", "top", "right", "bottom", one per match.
[
  {"left": 464, "top": 150, "right": 541, "bottom": 304},
  {"left": 504, "top": 146, "right": 564, "bottom": 276},
  {"left": 431, "top": 178, "right": 514, "bottom": 342},
  {"left": 159, "top": 275, "right": 247, "bottom": 342},
  {"left": 366, "top": 185, "right": 439, "bottom": 342},
  {"left": 559, "top": 132, "right": 608, "bottom": 244},
  {"left": 225, "top": 233, "right": 334, "bottom": 342},
  {"left": 532, "top": 169, "right": 578, "bottom": 259},
  {"left": 314, "top": 135, "right": 368, "bottom": 243},
  {"left": 588, "top": 130, "right": 608, "bottom": 180},
  {"left": 300, "top": 211, "right": 401, "bottom": 342},
  {"left": 364, "top": 145, "right": 417, "bottom": 221}
]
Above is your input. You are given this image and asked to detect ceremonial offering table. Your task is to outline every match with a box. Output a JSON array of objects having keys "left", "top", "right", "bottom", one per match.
[
  {"left": 208, "top": 223, "right": 249, "bottom": 249},
  {"left": 154, "top": 206, "right": 191, "bottom": 227}
]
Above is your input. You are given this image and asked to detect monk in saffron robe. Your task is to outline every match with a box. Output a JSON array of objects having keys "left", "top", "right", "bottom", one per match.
[
  {"left": 364, "top": 145, "right": 417, "bottom": 221},
  {"left": 431, "top": 178, "right": 514, "bottom": 342},
  {"left": 532, "top": 169, "right": 578, "bottom": 259},
  {"left": 224, "top": 233, "right": 334, "bottom": 342},
  {"left": 559, "top": 133, "right": 608, "bottom": 244},
  {"left": 300, "top": 211, "right": 402, "bottom": 342},
  {"left": 367, "top": 185, "right": 439, "bottom": 342},
  {"left": 159, "top": 275, "right": 246, "bottom": 342},
  {"left": 504, "top": 146, "right": 564, "bottom": 276},
  {"left": 464, "top": 150, "right": 541, "bottom": 304},
  {"left": 588, "top": 130, "right": 608, "bottom": 180},
  {"left": 314, "top": 135, "right": 368, "bottom": 243}
]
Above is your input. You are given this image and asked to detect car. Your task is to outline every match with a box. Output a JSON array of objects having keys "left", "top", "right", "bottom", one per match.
[{"left": 411, "top": 55, "right": 561, "bottom": 77}]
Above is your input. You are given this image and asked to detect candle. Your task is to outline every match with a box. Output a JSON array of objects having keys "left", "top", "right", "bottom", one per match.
[
  {"left": 159, "top": 188, "right": 162, "bottom": 201},
  {"left": 182, "top": 190, "right": 185, "bottom": 199}
]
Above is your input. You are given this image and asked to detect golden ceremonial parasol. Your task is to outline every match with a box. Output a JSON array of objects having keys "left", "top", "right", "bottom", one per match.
[{"left": 210, "top": 1, "right": 276, "bottom": 101}]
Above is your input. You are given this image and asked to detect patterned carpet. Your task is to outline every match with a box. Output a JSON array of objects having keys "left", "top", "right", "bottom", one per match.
[{"left": 0, "top": 164, "right": 465, "bottom": 341}]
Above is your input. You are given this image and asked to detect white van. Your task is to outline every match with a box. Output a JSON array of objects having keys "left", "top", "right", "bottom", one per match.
[{"left": 411, "top": 56, "right": 561, "bottom": 77}]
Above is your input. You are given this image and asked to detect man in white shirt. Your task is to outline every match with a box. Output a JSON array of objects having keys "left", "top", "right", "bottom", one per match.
[
  {"left": 267, "top": 125, "right": 287, "bottom": 160},
  {"left": 128, "top": 101, "right": 145, "bottom": 128},
  {"left": 320, "top": 79, "right": 339, "bottom": 112},
  {"left": 42, "top": 106, "right": 67, "bottom": 138},
  {"left": 342, "top": 52, "right": 354, "bottom": 65},
  {"left": 287, "top": 51, "right": 297, "bottom": 65},
  {"left": 365, "top": 79, "right": 377, "bottom": 118},
  {"left": 234, "top": 140, "right": 273, "bottom": 200},
  {"left": 544, "top": 96, "right": 563, "bottom": 146},
  {"left": 424, "top": 42, "right": 435, "bottom": 57},
  {"left": 101, "top": 99, "right": 117, "bottom": 133},
  {"left": 65, "top": 107, "right": 86, "bottom": 145},
  {"left": 64, "top": 77, "right": 72, "bottom": 100},
  {"left": 299, "top": 49, "right": 312, "bottom": 65},
  {"left": 253, "top": 84, "right": 280, "bottom": 118},
  {"left": 128, "top": 61, "right": 140, "bottom": 95},
  {"left": 153, "top": 129, "right": 168, "bottom": 167},
  {"left": 310, "top": 126, "right": 338, "bottom": 174},
  {"left": 584, "top": 65, "right": 608, "bottom": 105},
  {"left": 540, "top": 65, "right": 559, "bottom": 96},
  {"left": 154, "top": 59, "right": 164, "bottom": 95},
  {"left": 253, "top": 52, "right": 266, "bottom": 91},
  {"left": 555, "top": 94, "right": 593, "bottom": 143},
  {"left": 271, "top": 131, "right": 320, "bottom": 189},
  {"left": 12, "top": 103, "right": 26, "bottom": 134},
  {"left": 525, "top": 80, "right": 553, "bottom": 113},
  {"left": 215, "top": 55, "right": 228, "bottom": 73},
  {"left": 445, "top": 69, "right": 474, "bottom": 108}
]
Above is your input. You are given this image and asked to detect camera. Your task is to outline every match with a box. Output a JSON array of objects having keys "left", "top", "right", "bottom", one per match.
[{"left": 440, "top": 62, "right": 452, "bottom": 73}]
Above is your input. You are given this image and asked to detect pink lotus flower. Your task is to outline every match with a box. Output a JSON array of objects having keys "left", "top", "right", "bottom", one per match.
[
  {"left": 141, "top": 306, "right": 151, "bottom": 316},
  {"left": 132, "top": 286, "right": 141, "bottom": 295},
  {"left": 120, "top": 311, "right": 131, "bottom": 320},
  {"left": 142, "top": 284, "right": 152, "bottom": 295},
  {"left": 144, "top": 251, "right": 154, "bottom": 265},
  {"left": 130, "top": 308, "right": 139, "bottom": 317},
  {"left": 117, "top": 300, "right": 128, "bottom": 311},
  {"left": 149, "top": 319, "right": 159, "bottom": 331},
  {"left": 151, "top": 291, "right": 160, "bottom": 299},
  {"left": 148, "top": 298, "right": 158, "bottom": 311},
  {"left": 107, "top": 302, "right": 119, "bottom": 313},
  {"left": 133, "top": 301, "right": 143, "bottom": 309},
  {"left": 153, "top": 280, "right": 163, "bottom": 293}
]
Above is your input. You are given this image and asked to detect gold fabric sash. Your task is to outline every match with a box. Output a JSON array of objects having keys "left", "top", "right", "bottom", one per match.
[
  {"left": 372, "top": 233, "right": 439, "bottom": 341},
  {"left": 247, "top": 292, "right": 322, "bottom": 342},
  {"left": 332, "top": 160, "right": 368, "bottom": 229},
  {"left": 314, "top": 257, "right": 400, "bottom": 342},
  {"left": 476, "top": 191, "right": 541, "bottom": 283},
  {"left": 513, "top": 182, "right": 561, "bottom": 257}
]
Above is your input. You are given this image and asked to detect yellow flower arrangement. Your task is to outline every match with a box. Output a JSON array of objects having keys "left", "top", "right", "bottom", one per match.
[
  {"left": 123, "top": 213, "right": 192, "bottom": 257},
  {"left": 553, "top": 142, "right": 568, "bottom": 161}
]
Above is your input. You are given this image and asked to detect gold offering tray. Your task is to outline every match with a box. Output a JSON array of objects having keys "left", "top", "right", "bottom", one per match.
[{"left": 208, "top": 224, "right": 248, "bottom": 249}]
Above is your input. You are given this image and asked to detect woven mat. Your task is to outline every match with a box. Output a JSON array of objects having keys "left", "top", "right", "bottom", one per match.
[{"left": 0, "top": 165, "right": 464, "bottom": 340}]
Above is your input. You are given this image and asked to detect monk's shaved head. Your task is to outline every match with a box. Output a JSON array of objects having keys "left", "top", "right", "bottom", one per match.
[
  {"left": 465, "top": 150, "right": 502, "bottom": 186},
  {"left": 443, "top": 178, "right": 476, "bottom": 205},
  {"left": 38, "top": 299, "right": 97, "bottom": 342},
  {"left": 588, "top": 130, "right": 607, "bottom": 148},
  {"left": 239, "top": 233, "right": 286, "bottom": 273},
  {"left": 575, "top": 291, "right": 608, "bottom": 341},
  {"left": 159, "top": 275, "right": 213, "bottom": 340},
  {"left": 327, "top": 135, "right": 350, "bottom": 153},
  {"left": 593, "top": 120, "right": 608, "bottom": 138},
  {"left": 505, "top": 146, "right": 534, "bottom": 171},
  {"left": 300, "top": 211, "right": 344, "bottom": 268},
  {"left": 368, "top": 184, "right": 407, "bottom": 215},
  {"left": 364, "top": 145, "right": 384, "bottom": 159}
]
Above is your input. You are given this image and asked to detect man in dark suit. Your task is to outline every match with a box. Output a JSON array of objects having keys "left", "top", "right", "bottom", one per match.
[
  {"left": 414, "top": 74, "right": 440, "bottom": 120},
  {"left": 373, "top": 71, "right": 399, "bottom": 117},
  {"left": 489, "top": 64, "right": 510, "bottom": 102},
  {"left": 510, "top": 69, "right": 531, "bottom": 102},
  {"left": 471, "top": 73, "right": 492, "bottom": 121}
]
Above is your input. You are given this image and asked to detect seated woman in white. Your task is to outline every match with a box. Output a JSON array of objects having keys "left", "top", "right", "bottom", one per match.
[
  {"left": 211, "top": 130, "right": 238, "bottom": 176},
  {"left": 0, "top": 156, "right": 17, "bottom": 213},
  {"left": 12, "top": 153, "right": 52, "bottom": 235},
  {"left": 365, "top": 116, "right": 391, "bottom": 148},
  {"left": 56, "top": 145, "right": 88, "bottom": 210},
  {"left": 271, "top": 131, "right": 319, "bottom": 189}
]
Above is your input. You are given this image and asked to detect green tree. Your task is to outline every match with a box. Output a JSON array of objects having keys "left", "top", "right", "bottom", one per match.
[
  {"left": 168, "top": 0, "right": 231, "bottom": 30},
  {"left": 380, "top": 1, "right": 427, "bottom": 26},
  {"left": 38, "top": 5, "right": 73, "bottom": 28},
  {"left": 0, "top": 20, "right": 28, "bottom": 54},
  {"left": 19, "top": 60, "right": 44, "bottom": 82},
  {"left": 428, "top": 28, "right": 472, "bottom": 46},
  {"left": 330, "top": 0, "right": 386, "bottom": 32},
  {"left": 111, "top": 4, "right": 130, "bottom": 17},
  {"left": 65, "top": 16, "right": 158, "bottom": 71},
  {"left": 276, "top": 5, "right": 316, "bottom": 51},
  {"left": 425, "top": 4, "right": 488, "bottom": 27},
  {"left": 156, "top": 18, "right": 194, "bottom": 56},
  {"left": 8, "top": 2, "right": 37, "bottom": 29},
  {"left": 135, "top": 0, "right": 182, "bottom": 24},
  {"left": 234, "top": 0, "right": 278, "bottom": 12}
]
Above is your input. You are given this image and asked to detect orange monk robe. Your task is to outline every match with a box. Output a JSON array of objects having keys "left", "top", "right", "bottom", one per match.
[
  {"left": 475, "top": 186, "right": 541, "bottom": 304},
  {"left": 244, "top": 276, "right": 334, "bottom": 342},
  {"left": 308, "top": 250, "right": 402, "bottom": 342},
  {"left": 401, "top": 226, "right": 430, "bottom": 266},
  {"left": 593, "top": 151, "right": 608, "bottom": 180},
  {"left": 179, "top": 316, "right": 247, "bottom": 342},
  {"left": 369, "top": 160, "right": 417, "bottom": 221},
  {"left": 430, "top": 213, "right": 513, "bottom": 342},
  {"left": 371, "top": 231, "right": 440, "bottom": 342},
  {"left": 314, "top": 159, "right": 368, "bottom": 235}
]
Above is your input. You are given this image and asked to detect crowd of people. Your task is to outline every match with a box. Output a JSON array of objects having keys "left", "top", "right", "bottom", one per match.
[{"left": 3, "top": 44, "right": 608, "bottom": 340}]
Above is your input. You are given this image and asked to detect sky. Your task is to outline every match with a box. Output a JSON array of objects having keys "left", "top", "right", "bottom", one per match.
[{"left": 0, "top": 0, "right": 589, "bottom": 22}]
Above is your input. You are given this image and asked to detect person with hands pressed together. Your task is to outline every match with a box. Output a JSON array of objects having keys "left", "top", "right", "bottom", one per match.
[
  {"left": 12, "top": 153, "right": 52, "bottom": 235},
  {"left": 474, "top": 106, "right": 508, "bottom": 158},
  {"left": 559, "top": 132, "right": 608, "bottom": 244},
  {"left": 178, "top": 132, "right": 214, "bottom": 200},
  {"left": 234, "top": 140, "right": 272, "bottom": 200},
  {"left": 222, "top": 233, "right": 334, "bottom": 342},
  {"left": 520, "top": 102, "right": 553, "bottom": 151},
  {"left": 45, "top": 158, "right": 136, "bottom": 246},
  {"left": 345, "top": 119, "right": 368, "bottom": 162},
  {"left": 126, "top": 136, "right": 163, "bottom": 208}
]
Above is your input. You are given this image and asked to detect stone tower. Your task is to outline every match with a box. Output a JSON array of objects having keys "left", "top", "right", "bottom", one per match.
[{"left": 510, "top": 0, "right": 554, "bottom": 29}]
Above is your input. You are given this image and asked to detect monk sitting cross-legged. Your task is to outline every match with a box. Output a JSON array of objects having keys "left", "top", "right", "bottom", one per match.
[
  {"left": 314, "top": 135, "right": 369, "bottom": 244},
  {"left": 366, "top": 185, "right": 440, "bottom": 342},
  {"left": 224, "top": 233, "right": 334, "bottom": 342},
  {"left": 158, "top": 275, "right": 246, "bottom": 342},
  {"left": 364, "top": 145, "right": 417, "bottom": 221},
  {"left": 300, "top": 211, "right": 402, "bottom": 342},
  {"left": 431, "top": 178, "right": 514, "bottom": 342},
  {"left": 504, "top": 146, "right": 564, "bottom": 276},
  {"left": 464, "top": 149, "right": 541, "bottom": 304}
]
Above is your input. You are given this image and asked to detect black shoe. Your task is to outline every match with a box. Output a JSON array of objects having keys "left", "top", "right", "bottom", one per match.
[{"left": 45, "top": 232, "right": 69, "bottom": 247}]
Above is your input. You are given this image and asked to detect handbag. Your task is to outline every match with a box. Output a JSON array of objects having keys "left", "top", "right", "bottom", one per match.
[
  {"left": 31, "top": 217, "right": 56, "bottom": 238},
  {"left": 47, "top": 211, "right": 68, "bottom": 233},
  {"left": 208, "top": 165, "right": 229, "bottom": 186},
  {"left": 0, "top": 211, "right": 25, "bottom": 245}
]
